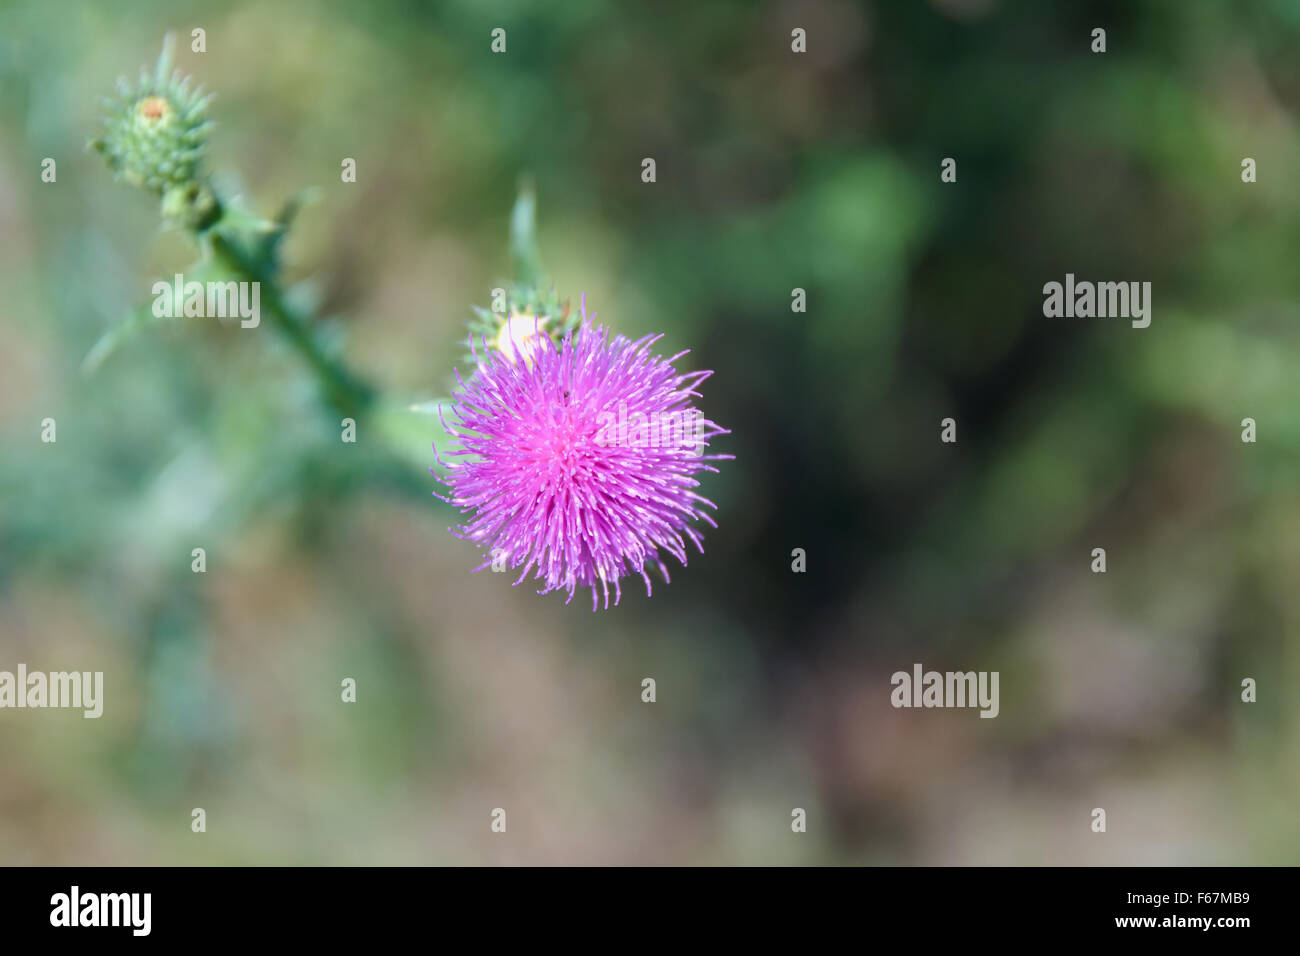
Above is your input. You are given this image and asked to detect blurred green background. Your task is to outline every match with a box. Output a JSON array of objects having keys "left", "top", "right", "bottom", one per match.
[{"left": 1, "top": 0, "right": 1298, "bottom": 864}]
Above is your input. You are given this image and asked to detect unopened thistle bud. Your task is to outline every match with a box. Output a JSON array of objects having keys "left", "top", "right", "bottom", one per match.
[
  {"left": 494, "top": 310, "right": 548, "bottom": 365},
  {"left": 468, "top": 284, "right": 579, "bottom": 363},
  {"left": 91, "top": 35, "right": 219, "bottom": 230}
]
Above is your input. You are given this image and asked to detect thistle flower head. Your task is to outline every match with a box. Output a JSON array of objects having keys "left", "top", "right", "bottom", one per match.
[
  {"left": 434, "top": 298, "right": 730, "bottom": 610},
  {"left": 91, "top": 35, "right": 217, "bottom": 227}
]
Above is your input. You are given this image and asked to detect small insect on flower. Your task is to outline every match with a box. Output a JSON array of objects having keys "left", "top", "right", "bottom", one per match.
[{"left": 433, "top": 297, "right": 731, "bottom": 610}]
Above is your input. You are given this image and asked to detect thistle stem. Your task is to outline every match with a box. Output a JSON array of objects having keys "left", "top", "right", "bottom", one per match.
[{"left": 209, "top": 233, "right": 376, "bottom": 419}]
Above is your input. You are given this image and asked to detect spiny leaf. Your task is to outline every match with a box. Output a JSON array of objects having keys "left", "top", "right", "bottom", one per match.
[
  {"left": 81, "top": 258, "right": 227, "bottom": 373},
  {"left": 509, "top": 175, "right": 545, "bottom": 289},
  {"left": 81, "top": 301, "right": 165, "bottom": 374}
]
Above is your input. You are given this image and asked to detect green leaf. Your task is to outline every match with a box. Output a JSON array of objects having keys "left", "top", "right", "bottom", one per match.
[
  {"left": 405, "top": 400, "right": 451, "bottom": 416},
  {"left": 257, "top": 187, "right": 321, "bottom": 266},
  {"left": 509, "top": 175, "right": 546, "bottom": 289},
  {"left": 81, "top": 258, "right": 227, "bottom": 373},
  {"left": 81, "top": 301, "right": 166, "bottom": 374},
  {"left": 375, "top": 398, "right": 459, "bottom": 475},
  {"left": 211, "top": 200, "right": 278, "bottom": 246}
]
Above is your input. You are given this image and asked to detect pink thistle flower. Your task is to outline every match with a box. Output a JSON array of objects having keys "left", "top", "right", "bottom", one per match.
[{"left": 433, "top": 298, "right": 730, "bottom": 610}]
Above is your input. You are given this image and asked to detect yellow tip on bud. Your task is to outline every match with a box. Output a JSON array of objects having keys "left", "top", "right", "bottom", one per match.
[{"left": 494, "top": 311, "right": 548, "bottom": 366}]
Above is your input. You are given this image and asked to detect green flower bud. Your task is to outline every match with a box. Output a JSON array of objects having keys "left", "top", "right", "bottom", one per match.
[
  {"left": 468, "top": 284, "right": 578, "bottom": 363},
  {"left": 90, "top": 35, "right": 213, "bottom": 198},
  {"left": 161, "top": 181, "right": 221, "bottom": 231}
]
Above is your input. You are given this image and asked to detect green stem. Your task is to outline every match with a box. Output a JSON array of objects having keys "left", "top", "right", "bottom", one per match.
[{"left": 209, "top": 233, "right": 376, "bottom": 419}]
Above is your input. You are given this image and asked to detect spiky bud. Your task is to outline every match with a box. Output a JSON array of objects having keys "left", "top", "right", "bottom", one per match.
[
  {"left": 91, "top": 35, "right": 218, "bottom": 228},
  {"left": 469, "top": 283, "right": 579, "bottom": 363}
]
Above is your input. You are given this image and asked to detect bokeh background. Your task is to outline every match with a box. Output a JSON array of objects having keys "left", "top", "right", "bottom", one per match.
[{"left": 2, "top": 0, "right": 1298, "bottom": 864}]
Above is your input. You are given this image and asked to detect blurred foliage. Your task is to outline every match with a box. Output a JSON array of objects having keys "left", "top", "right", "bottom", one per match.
[{"left": 0, "top": 0, "right": 1298, "bottom": 864}]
